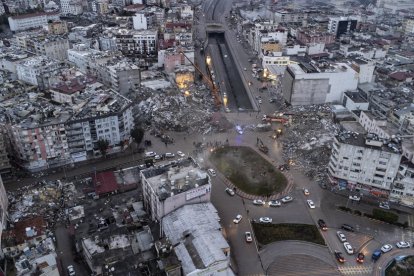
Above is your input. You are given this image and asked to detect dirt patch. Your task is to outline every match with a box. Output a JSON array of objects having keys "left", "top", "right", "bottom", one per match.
[
  {"left": 252, "top": 223, "right": 326, "bottom": 246},
  {"left": 209, "top": 146, "right": 287, "bottom": 196}
]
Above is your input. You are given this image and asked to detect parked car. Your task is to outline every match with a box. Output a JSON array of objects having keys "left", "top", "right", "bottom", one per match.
[
  {"left": 225, "top": 188, "right": 235, "bottom": 196},
  {"left": 336, "top": 231, "right": 347, "bottom": 242},
  {"left": 343, "top": 242, "right": 354, "bottom": 254},
  {"left": 165, "top": 152, "right": 175, "bottom": 158},
  {"left": 268, "top": 200, "right": 281, "bottom": 207},
  {"left": 208, "top": 169, "right": 216, "bottom": 176},
  {"left": 259, "top": 217, "right": 272, "bottom": 224},
  {"left": 334, "top": 251, "right": 345, "bottom": 263},
  {"left": 317, "top": 219, "right": 327, "bottom": 231},
  {"left": 233, "top": 214, "right": 242, "bottom": 224},
  {"left": 281, "top": 196, "right": 293, "bottom": 203},
  {"left": 67, "top": 265, "right": 76, "bottom": 276},
  {"left": 177, "top": 151, "right": 185, "bottom": 157},
  {"left": 154, "top": 155, "right": 162, "bottom": 160},
  {"left": 341, "top": 224, "right": 354, "bottom": 232},
  {"left": 349, "top": 195, "right": 361, "bottom": 201},
  {"left": 245, "top": 232, "right": 252, "bottom": 242},
  {"left": 138, "top": 164, "right": 146, "bottom": 170},
  {"left": 253, "top": 199, "right": 265, "bottom": 206},
  {"left": 303, "top": 188, "right": 310, "bottom": 195},
  {"left": 307, "top": 199, "right": 315, "bottom": 209},
  {"left": 145, "top": 151, "right": 156, "bottom": 157},
  {"left": 381, "top": 244, "right": 393, "bottom": 253},
  {"left": 396, "top": 241, "right": 411, "bottom": 249},
  {"left": 379, "top": 202, "right": 390, "bottom": 210},
  {"left": 356, "top": 252, "right": 365, "bottom": 263},
  {"left": 372, "top": 250, "right": 382, "bottom": 261}
]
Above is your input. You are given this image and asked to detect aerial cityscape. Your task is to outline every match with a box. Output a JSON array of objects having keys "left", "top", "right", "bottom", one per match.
[{"left": 0, "top": 0, "right": 413, "bottom": 275}]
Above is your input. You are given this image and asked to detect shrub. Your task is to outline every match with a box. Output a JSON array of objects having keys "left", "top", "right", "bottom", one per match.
[
  {"left": 353, "top": 210, "right": 362, "bottom": 216},
  {"left": 338, "top": 206, "right": 352, "bottom": 212},
  {"left": 372, "top": 209, "right": 399, "bottom": 224}
]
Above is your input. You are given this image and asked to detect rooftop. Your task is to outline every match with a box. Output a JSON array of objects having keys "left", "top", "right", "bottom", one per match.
[{"left": 336, "top": 132, "right": 402, "bottom": 154}]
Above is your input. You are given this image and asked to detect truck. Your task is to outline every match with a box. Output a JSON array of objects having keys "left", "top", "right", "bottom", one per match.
[
  {"left": 371, "top": 250, "right": 381, "bottom": 261},
  {"left": 262, "top": 115, "right": 288, "bottom": 125}
]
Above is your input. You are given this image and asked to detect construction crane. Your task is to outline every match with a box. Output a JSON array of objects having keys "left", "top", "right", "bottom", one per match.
[{"left": 179, "top": 51, "right": 221, "bottom": 108}]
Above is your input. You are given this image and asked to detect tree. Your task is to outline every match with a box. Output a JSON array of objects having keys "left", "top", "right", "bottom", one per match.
[
  {"left": 97, "top": 139, "right": 109, "bottom": 157},
  {"left": 130, "top": 127, "right": 144, "bottom": 145}
]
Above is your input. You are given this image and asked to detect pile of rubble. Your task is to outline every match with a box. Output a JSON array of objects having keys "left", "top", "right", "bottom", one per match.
[
  {"left": 280, "top": 105, "right": 339, "bottom": 181},
  {"left": 135, "top": 84, "right": 216, "bottom": 133}
]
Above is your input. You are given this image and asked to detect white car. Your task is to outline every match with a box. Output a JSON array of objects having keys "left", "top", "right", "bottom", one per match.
[
  {"left": 381, "top": 244, "right": 393, "bottom": 253},
  {"left": 154, "top": 155, "right": 162, "bottom": 160},
  {"left": 281, "top": 196, "right": 293, "bottom": 203},
  {"left": 225, "top": 188, "right": 235, "bottom": 196},
  {"left": 396, "top": 241, "right": 411, "bottom": 249},
  {"left": 349, "top": 195, "right": 361, "bottom": 201},
  {"left": 253, "top": 199, "right": 265, "bottom": 206},
  {"left": 208, "top": 169, "right": 216, "bottom": 176},
  {"left": 336, "top": 231, "right": 347, "bottom": 242},
  {"left": 145, "top": 151, "right": 156, "bottom": 157},
  {"left": 67, "top": 265, "right": 76, "bottom": 276},
  {"left": 233, "top": 214, "right": 242, "bottom": 224},
  {"left": 343, "top": 242, "right": 354, "bottom": 254},
  {"left": 268, "top": 200, "right": 281, "bottom": 207},
  {"left": 379, "top": 202, "right": 390, "bottom": 210},
  {"left": 245, "top": 232, "right": 252, "bottom": 242},
  {"left": 303, "top": 188, "right": 310, "bottom": 195},
  {"left": 177, "top": 151, "right": 185, "bottom": 157},
  {"left": 307, "top": 199, "right": 315, "bottom": 209},
  {"left": 258, "top": 99, "right": 262, "bottom": 104},
  {"left": 259, "top": 217, "right": 272, "bottom": 224},
  {"left": 165, "top": 152, "right": 175, "bottom": 158}
]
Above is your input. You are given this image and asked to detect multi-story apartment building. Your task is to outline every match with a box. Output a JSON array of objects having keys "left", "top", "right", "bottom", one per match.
[
  {"left": 0, "top": 132, "right": 12, "bottom": 178},
  {"left": 328, "top": 16, "right": 358, "bottom": 38},
  {"left": 403, "top": 18, "right": 414, "bottom": 35},
  {"left": 113, "top": 29, "right": 158, "bottom": 57},
  {"left": 15, "top": 33, "right": 69, "bottom": 60},
  {"left": 107, "top": 61, "right": 141, "bottom": 95},
  {"left": 8, "top": 12, "right": 60, "bottom": 32},
  {"left": 282, "top": 61, "right": 358, "bottom": 106},
  {"left": 274, "top": 10, "right": 308, "bottom": 26},
  {"left": 46, "top": 20, "right": 69, "bottom": 35},
  {"left": 296, "top": 29, "right": 335, "bottom": 45},
  {"left": 60, "top": 0, "right": 83, "bottom": 15},
  {"left": 141, "top": 159, "right": 211, "bottom": 221},
  {"left": 159, "top": 47, "right": 194, "bottom": 73},
  {"left": 328, "top": 133, "right": 402, "bottom": 197}
]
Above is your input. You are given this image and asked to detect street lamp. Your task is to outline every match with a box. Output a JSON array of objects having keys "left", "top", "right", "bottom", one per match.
[{"left": 206, "top": 55, "right": 211, "bottom": 66}]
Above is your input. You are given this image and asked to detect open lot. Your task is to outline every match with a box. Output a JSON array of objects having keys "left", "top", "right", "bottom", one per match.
[
  {"left": 252, "top": 223, "right": 326, "bottom": 247},
  {"left": 210, "top": 146, "right": 287, "bottom": 196}
]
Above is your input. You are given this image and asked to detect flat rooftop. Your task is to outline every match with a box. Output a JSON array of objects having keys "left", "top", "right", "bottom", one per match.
[{"left": 336, "top": 132, "right": 401, "bottom": 154}]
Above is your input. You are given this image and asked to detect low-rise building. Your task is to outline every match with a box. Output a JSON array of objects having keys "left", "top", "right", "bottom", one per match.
[
  {"left": 8, "top": 12, "right": 60, "bottom": 32},
  {"left": 162, "top": 203, "right": 233, "bottom": 276},
  {"left": 328, "top": 133, "right": 402, "bottom": 197},
  {"left": 141, "top": 159, "right": 211, "bottom": 221}
]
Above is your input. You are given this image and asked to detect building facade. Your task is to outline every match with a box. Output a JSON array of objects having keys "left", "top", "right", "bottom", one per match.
[
  {"left": 8, "top": 12, "right": 60, "bottom": 32},
  {"left": 328, "top": 16, "right": 358, "bottom": 38}
]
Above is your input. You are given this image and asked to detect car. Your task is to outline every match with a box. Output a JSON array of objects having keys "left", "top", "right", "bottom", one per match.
[
  {"left": 233, "top": 214, "right": 242, "bottom": 224},
  {"left": 303, "top": 188, "right": 310, "bottom": 195},
  {"left": 259, "top": 217, "right": 272, "bottom": 224},
  {"left": 208, "top": 169, "right": 216, "bottom": 176},
  {"left": 245, "top": 232, "right": 252, "bottom": 242},
  {"left": 343, "top": 242, "right": 354, "bottom": 254},
  {"left": 225, "top": 107, "right": 231, "bottom": 113},
  {"left": 372, "top": 250, "right": 382, "bottom": 261},
  {"left": 381, "top": 244, "right": 393, "bottom": 253},
  {"left": 334, "top": 251, "right": 345, "bottom": 263},
  {"left": 138, "top": 164, "right": 146, "bottom": 170},
  {"left": 307, "top": 199, "right": 315, "bottom": 209},
  {"left": 67, "top": 265, "right": 76, "bottom": 276},
  {"left": 236, "top": 125, "right": 243, "bottom": 134},
  {"left": 177, "top": 151, "right": 185, "bottom": 157},
  {"left": 349, "top": 195, "right": 361, "bottom": 201},
  {"left": 379, "top": 202, "right": 390, "bottom": 210},
  {"left": 396, "top": 241, "right": 411, "bottom": 249},
  {"left": 253, "top": 199, "right": 265, "bottom": 206},
  {"left": 317, "top": 219, "right": 327, "bottom": 231},
  {"left": 268, "top": 200, "right": 281, "bottom": 207},
  {"left": 154, "top": 155, "right": 162, "bottom": 160},
  {"left": 244, "top": 67, "right": 247, "bottom": 71},
  {"left": 356, "top": 252, "right": 365, "bottom": 263},
  {"left": 269, "top": 98, "right": 276, "bottom": 103},
  {"left": 225, "top": 188, "right": 235, "bottom": 196},
  {"left": 341, "top": 224, "right": 355, "bottom": 232},
  {"left": 336, "top": 231, "right": 347, "bottom": 242},
  {"left": 145, "top": 151, "right": 156, "bottom": 157},
  {"left": 165, "top": 152, "right": 175, "bottom": 158},
  {"left": 281, "top": 196, "right": 293, "bottom": 203},
  {"left": 258, "top": 99, "right": 262, "bottom": 104}
]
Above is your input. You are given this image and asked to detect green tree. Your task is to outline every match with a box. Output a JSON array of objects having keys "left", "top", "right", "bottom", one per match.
[
  {"left": 97, "top": 139, "right": 109, "bottom": 157},
  {"left": 130, "top": 127, "right": 144, "bottom": 145}
]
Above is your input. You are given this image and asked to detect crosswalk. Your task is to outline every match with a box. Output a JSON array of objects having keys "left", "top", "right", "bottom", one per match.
[{"left": 338, "top": 266, "right": 372, "bottom": 275}]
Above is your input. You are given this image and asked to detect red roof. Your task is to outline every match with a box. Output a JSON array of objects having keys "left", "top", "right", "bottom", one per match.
[
  {"left": 389, "top": 71, "right": 413, "bottom": 81},
  {"left": 2, "top": 216, "right": 47, "bottom": 244},
  {"left": 92, "top": 171, "right": 119, "bottom": 195}
]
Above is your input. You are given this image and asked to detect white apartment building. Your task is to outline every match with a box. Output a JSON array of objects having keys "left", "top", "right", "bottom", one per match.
[
  {"left": 391, "top": 161, "right": 414, "bottom": 206},
  {"left": 274, "top": 10, "right": 308, "bottom": 25},
  {"left": 282, "top": 62, "right": 358, "bottom": 106},
  {"left": 15, "top": 34, "right": 70, "bottom": 61},
  {"left": 141, "top": 160, "right": 211, "bottom": 221},
  {"left": 113, "top": 29, "right": 158, "bottom": 56},
  {"left": 16, "top": 56, "right": 63, "bottom": 87},
  {"left": 350, "top": 58, "right": 375, "bottom": 84},
  {"left": 328, "top": 133, "right": 401, "bottom": 196},
  {"left": 60, "top": 0, "right": 83, "bottom": 16},
  {"left": 8, "top": 12, "right": 60, "bottom": 32},
  {"left": 107, "top": 61, "right": 141, "bottom": 94},
  {"left": 359, "top": 111, "right": 396, "bottom": 139},
  {"left": 403, "top": 19, "right": 414, "bottom": 35},
  {"left": 133, "top": 13, "right": 148, "bottom": 30}
]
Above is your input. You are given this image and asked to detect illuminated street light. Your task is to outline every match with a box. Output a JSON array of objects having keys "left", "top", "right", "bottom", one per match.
[
  {"left": 206, "top": 56, "right": 211, "bottom": 65},
  {"left": 184, "top": 90, "right": 190, "bottom": 97},
  {"left": 223, "top": 94, "right": 228, "bottom": 106}
]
